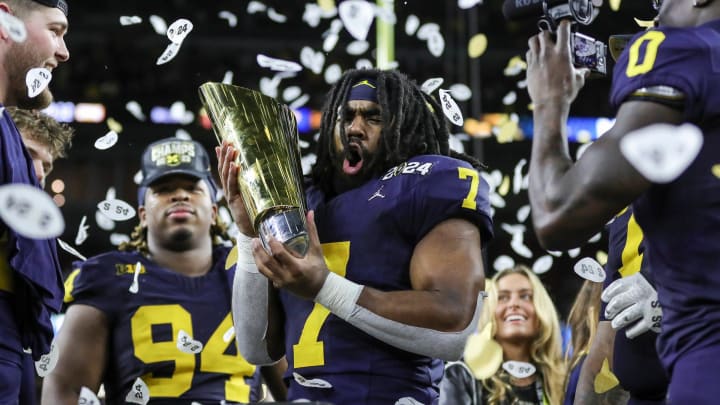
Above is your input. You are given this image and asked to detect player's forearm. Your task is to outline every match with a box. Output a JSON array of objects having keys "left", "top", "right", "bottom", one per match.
[
  {"left": 40, "top": 379, "right": 81, "bottom": 405},
  {"left": 575, "top": 386, "right": 630, "bottom": 405}
]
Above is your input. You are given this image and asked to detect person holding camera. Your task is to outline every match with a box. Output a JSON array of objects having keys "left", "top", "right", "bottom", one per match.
[
  {"left": 221, "top": 69, "right": 494, "bottom": 404},
  {"left": 526, "top": 1, "right": 720, "bottom": 402}
]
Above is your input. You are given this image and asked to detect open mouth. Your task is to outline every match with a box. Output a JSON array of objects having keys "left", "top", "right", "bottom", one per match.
[
  {"left": 342, "top": 143, "right": 364, "bottom": 175},
  {"left": 505, "top": 315, "right": 526, "bottom": 323}
]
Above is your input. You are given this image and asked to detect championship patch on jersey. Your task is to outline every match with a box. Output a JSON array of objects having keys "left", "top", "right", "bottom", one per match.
[
  {"left": 115, "top": 262, "right": 147, "bottom": 276},
  {"left": 381, "top": 161, "right": 434, "bottom": 180},
  {"left": 149, "top": 140, "right": 196, "bottom": 167}
]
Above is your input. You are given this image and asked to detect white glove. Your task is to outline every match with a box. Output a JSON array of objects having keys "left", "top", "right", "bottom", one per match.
[{"left": 601, "top": 273, "right": 662, "bottom": 339}]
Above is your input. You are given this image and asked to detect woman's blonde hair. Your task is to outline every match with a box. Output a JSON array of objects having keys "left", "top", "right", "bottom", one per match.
[
  {"left": 563, "top": 280, "right": 602, "bottom": 392},
  {"left": 479, "top": 265, "right": 566, "bottom": 405}
]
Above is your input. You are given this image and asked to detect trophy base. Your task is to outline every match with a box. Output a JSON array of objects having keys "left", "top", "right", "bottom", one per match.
[{"left": 259, "top": 208, "right": 309, "bottom": 258}]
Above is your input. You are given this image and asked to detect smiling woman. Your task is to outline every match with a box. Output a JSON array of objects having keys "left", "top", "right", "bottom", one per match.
[{"left": 440, "top": 265, "right": 566, "bottom": 405}]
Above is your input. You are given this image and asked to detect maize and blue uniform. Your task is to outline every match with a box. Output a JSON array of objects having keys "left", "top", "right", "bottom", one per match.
[
  {"left": 611, "top": 20, "right": 720, "bottom": 403},
  {"left": 281, "top": 155, "right": 494, "bottom": 404},
  {"left": 0, "top": 106, "right": 64, "bottom": 402},
  {"left": 64, "top": 246, "right": 262, "bottom": 404}
]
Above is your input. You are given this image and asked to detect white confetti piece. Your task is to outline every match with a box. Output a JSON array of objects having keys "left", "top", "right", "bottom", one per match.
[
  {"left": 568, "top": 248, "right": 581, "bottom": 258},
  {"left": 0, "top": 10, "right": 26, "bottom": 42},
  {"left": 125, "top": 101, "right": 145, "bottom": 121},
  {"left": 588, "top": 232, "right": 602, "bottom": 243},
  {"left": 170, "top": 101, "right": 193, "bottom": 124},
  {"left": 293, "top": 372, "right": 332, "bottom": 389},
  {"left": 125, "top": 377, "right": 150, "bottom": 405},
  {"left": 303, "top": 3, "right": 323, "bottom": 27},
  {"left": 119, "top": 15, "right": 142, "bottom": 26},
  {"left": 338, "top": 0, "right": 375, "bottom": 41},
  {"left": 355, "top": 58, "right": 373, "bottom": 70},
  {"left": 404, "top": 14, "right": 420, "bottom": 36},
  {"left": 79, "top": 387, "right": 101, "bottom": 405},
  {"left": 222, "top": 70, "right": 234, "bottom": 84},
  {"left": 502, "top": 361, "right": 536, "bottom": 378},
  {"left": 74, "top": 215, "right": 89, "bottom": 245},
  {"left": 256, "top": 54, "right": 303, "bottom": 73},
  {"left": 57, "top": 239, "right": 87, "bottom": 261},
  {"left": 110, "top": 233, "right": 130, "bottom": 246},
  {"left": 218, "top": 10, "right": 237, "bottom": 27},
  {"left": 267, "top": 8, "right": 287, "bottom": 23},
  {"left": 502, "top": 91, "right": 517, "bottom": 106},
  {"left": 259, "top": 76, "right": 280, "bottom": 98},
  {"left": 426, "top": 31, "right": 445, "bottom": 57},
  {"left": 148, "top": 15, "right": 167, "bottom": 35},
  {"left": 619, "top": 123, "right": 703, "bottom": 184},
  {"left": 346, "top": 40, "right": 369, "bottom": 55},
  {"left": 301, "top": 153, "right": 317, "bottom": 176},
  {"left": 247, "top": 1, "right": 267, "bottom": 14},
  {"left": 324, "top": 64, "right": 342, "bottom": 84},
  {"left": 395, "top": 398, "right": 423, "bottom": 405},
  {"left": 133, "top": 170, "right": 143, "bottom": 185},
  {"left": 282, "top": 86, "right": 302, "bottom": 102},
  {"left": 177, "top": 330, "right": 204, "bottom": 354},
  {"left": 513, "top": 159, "right": 527, "bottom": 194},
  {"left": 94, "top": 131, "right": 118, "bottom": 150},
  {"left": 156, "top": 42, "right": 182, "bottom": 65},
  {"left": 516, "top": 205, "right": 531, "bottom": 222},
  {"left": 34, "top": 342, "right": 58, "bottom": 377},
  {"left": 322, "top": 32, "right": 339, "bottom": 52},
  {"left": 438, "top": 89, "right": 463, "bottom": 126},
  {"left": 128, "top": 261, "right": 141, "bottom": 294},
  {"left": 493, "top": 255, "right": 515, "bottom": 272},
  {"left": 300, "top": 47, "right": 325, "bottom": 75},
  {"left": 222, "top": 326, "right": 235, "bottom": 343},
  {"left": 574, "top": 257, "right": 606, "bottom": 282},
  {"left": 26, "top": 68, "right": 51, "bottom": 98},
  {"left": 95, "top": 210, "right": 115, "bottom": 231},
  {"left": 517, "top": 79, "right": 528, "bottom": 89},
  {"left": 510, "top": 238, "right": 533, "bottom": 258},
  {"left": 459, "top": 0, "right": 483, "bottom": 8},
  {"left": 421, "top": 77, "right": 444, "bottom": 94},
  {"left": 166, "top": 18, "right": 193, "bottom": 44},
  {"left": 416, "top": 22, "right": 440, "bottom": 40},
  {"left": 449, "top": 83, "right": 472, "bottom": 101},
  {"left": 503, "top": 56, "right": 527, "bottom": 77},
  {"left": 532, "top": 255, "right": 553, "bottom": 274},
  {"left": 175, "top": 128, "right": 192, "bottom": 140},
  {"left": 373, "top": 3, "right": 396, "bottom": 23},
  {"left": 97, "top": 199, "right": 136, "bottom": 222},
  {"left": 0, "top": 184, "right": 64, "bottom": 239},
  {"left": 289, "top": 94, "right": 310, "bottom": 109}
]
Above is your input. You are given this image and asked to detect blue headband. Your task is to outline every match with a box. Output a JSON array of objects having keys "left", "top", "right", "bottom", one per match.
[{"left": 347, "top": 78, "right": 378, "bottom": 103}]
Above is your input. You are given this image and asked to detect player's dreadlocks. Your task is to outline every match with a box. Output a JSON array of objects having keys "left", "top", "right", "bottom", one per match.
[
  {"left": 311, "top": 68, "right": 483, "bottom": 196},
  {"left": 119, "top": 217, "right": 232, "bottom": 256}
]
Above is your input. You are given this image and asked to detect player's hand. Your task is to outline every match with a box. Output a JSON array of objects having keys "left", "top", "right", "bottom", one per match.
[
  {"left": 602, "top": 272, "right": 662, "bottom": 339},
  {"left": 216, "top": 140, "right": 256, "bottom": 236},
  {"left": 526, "top": 20, "right": 590, "bottom": 109},
  {"left": 252, "top": 210, "right": 330, "bottom": 301}
]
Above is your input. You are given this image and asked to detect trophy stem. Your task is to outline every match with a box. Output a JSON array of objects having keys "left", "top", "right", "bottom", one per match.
[{"left": 259, "top": 208, "right": 309, "bottom": 257}]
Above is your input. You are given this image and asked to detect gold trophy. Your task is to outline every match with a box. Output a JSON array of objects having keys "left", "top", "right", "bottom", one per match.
[{"left": 199, "top": 82, "right": 308, "bottom": 257}]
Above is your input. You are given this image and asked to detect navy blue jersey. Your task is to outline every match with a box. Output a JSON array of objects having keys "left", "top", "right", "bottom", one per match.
[
  {"left": 64, "top": 246, "right": 261, "bottom": 404},
  {"left": 281, "top": 155, "right": 493, "bottom": 404},
  {"left": 602, "top": 209, "right": 667, "bottom": 403},
  {"left": 0, "top": 106, "right": 63, "bottom": 360},
  {"left": 610, "top": 20, "right": 720, "bottom": 375}
]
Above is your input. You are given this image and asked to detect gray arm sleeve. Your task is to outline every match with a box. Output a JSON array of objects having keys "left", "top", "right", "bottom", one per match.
[
  {"left": 231, "top": 237, "right": 278, "bottom": 366},
  {"left": 344, "top": 294, "right": 484, "bottom": 361}
]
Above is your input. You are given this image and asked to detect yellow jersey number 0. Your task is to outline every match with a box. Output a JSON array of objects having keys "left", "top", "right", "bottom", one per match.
[{"left": 626, "top": 31, "right": 666, "bottom": 78}]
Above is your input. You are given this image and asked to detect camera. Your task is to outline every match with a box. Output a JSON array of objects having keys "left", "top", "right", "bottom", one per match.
[{"left": 539, "top": 0, "right": 607, "bottom": 76}]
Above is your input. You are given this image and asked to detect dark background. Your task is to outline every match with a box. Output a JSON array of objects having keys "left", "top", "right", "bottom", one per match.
[{"left": 44, "top": 0, "right": 658, "bottom": 318}]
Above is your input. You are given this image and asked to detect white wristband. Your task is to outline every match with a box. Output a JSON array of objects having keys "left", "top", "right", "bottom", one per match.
[
  {"left": 314, "top": 272, "right": 363, "bottom": 320},
  {"left": 235, "top": 234, "right": 259, "bottom": 273}
]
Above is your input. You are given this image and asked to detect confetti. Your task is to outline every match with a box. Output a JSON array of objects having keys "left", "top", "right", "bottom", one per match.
[
  {"left": 426, "top": 31, "right": 445, "bottom": 57},
  {"left": 516, "top": 205, "right": 530, "bottom": 223},
  {"left": 355, "top": 58, "right": 373, "bottom": 70},
  {"left": 259, "top": 76, "right": 280, "bottom": 98},
  {"left": 568, "top": 248, "right": 581, "bottom": 258},
  {"left": 346, "top": 40, "right": 369, "bottom": 56},
  {"left": 177, "top": 330, "right": 204, "bottom": 354},
  {"left": 502, "top": 91, "right": 517, "bottom": 106},
  {"left": 169, "top": 101, "right": 193, "bottom": 124},
  {"left": 95, "top": 210, "right": 115, "bottom": 231},
  {"left": 513, "top": 159, "right": 527, "bottom": 194},
  {"left": 503, "top": 361, "right": 536, "bottom": 378},
  {"left": 373, "top": 3, "right": 396, "bottom": 24},
  {"left": 619, "top": 123, "right": 703, "bottom": 184},
  {"left": 156, "top": 42, "right": 182, "bottom": 65},
  {"left": 438, "top": 89, "right": 463, "bottom": 126},
  {"left": 404, "top": 14, "right": 420, "bottom": 36},
  {"left": 609, "top": 0, "right": 621, "bottom": 11},
  {"left": 218, "top": 10, "right": 237, "bottom": 27},
  {"left": 97, "top": 199, "right": 136, "bottom": 222},
  {"left": 634, "top": 18, "right": 655, "bottom": 28},
  {"left": 574, "top": 257, "right": 606, "bottom": 282},
  {"left": 223, "top": 326, "right": 235, "bottom": 343},
  {"left": 34, "top": 342, "right": 58, "bottom": 377},
  {"left": 256, "top": 54, "right": 303, "bottom": 73},
  {"left": 0, "top": 184, "right": 64, "bottom": 239},
  {"left": 247, "top": 1, "right": 267, "bottom": 14},
  {"left": 125, "top": 101, "right": 146, "bottom": 121},
  {"left": 128, "top": 261, "right": 141, "bottom": 294},
  {"left": 166, "top": 18, "right": 193, "bottom": 44},
  {"left": 416, "top": 22, "right": 440, "bottom": 41},
  {"left": 94, "top": 131, "right": 118, "bottom": 150},
  {"left": 289, "top": 94, "right": 310, "bottom": 109},
  {"left": 318, "top": 0, "right": 337, "bottom": 12},
  {"left": 323, "top": 33, "right": 339, "bottom": 52},
  {"left": 74, "top": 215, "right": 89, "bottom": 245},
  {"left": 300, "top": 47, "right": 325, "bottom": 75},
  {"left": 421, "top": 77, "right": 444, "bottom": 94},
  {"left": 57, "top": 239, "right": 87, "bottom": 261},
  {"left": 532, "top": 255, "right": 553, "bottom": 274},
  {"left": 493, "top": 255, "right": 515, "bottom": 272},
  {"left": 110, "top": 233, "right": 130, "bottom": 246},
  {"left": 119, "top": 15, "right": 142, "bottom": 26},
  {"left": 0, "top": 10, "right": 26, "bottom": 42},
  {"left": 267, "top": 8, "right": 288, "bottom": 23},
  {"left": 324, "top": 64, "right": 342, "bottom": 84},
  {"left": 503, "top": 56, "right": 527, "bottom": 76},
  {"left": 293, "top": 372, "right": 333, "bottom": 389},
  {"left": 338, "top": 0, "right": 375, "bottom": 41},
  {"left": 175, "top": 128, "right": 192, "bottom": 140},
  {"left": 449, "top": 83, "right": 472, "bottom": 101},
  {"left": 79, "top": 387, "right": 101, "bottom": 405},
  {"left": 125, "top": 377, "right": 150, "bottom": 405},
  {"left": 148, "top": 15, "right": 167, "bottom": 35},
  {"left": 25, "top": 68, "right": 51, "bottom": 98},
  {"left": 468, "top": 33, "right": 488, "bottom": 58},
  {"left": 282, "top": 86, "right": 302, "bottom": 102},
  {"left": 106, "top": 117, "right": 123, "bottom": 134}
]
